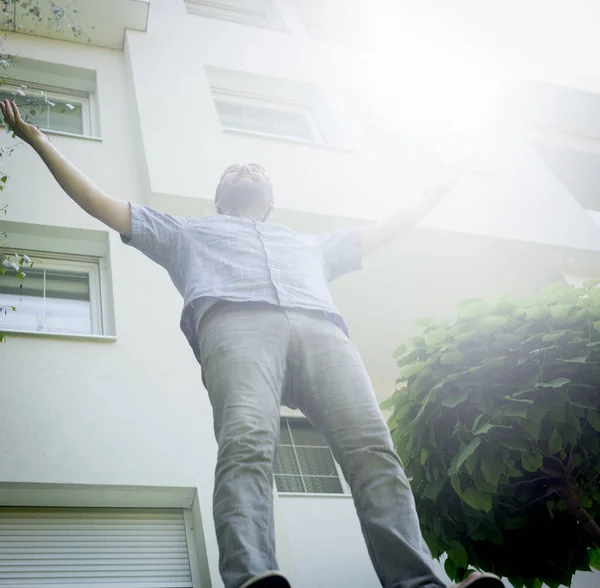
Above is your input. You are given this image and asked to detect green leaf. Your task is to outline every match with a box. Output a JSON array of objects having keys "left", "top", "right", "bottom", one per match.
[
  {"left": 590, "top": 548, "right": 600, "bottom": 571},
  {"left": 495, "top": 403, "right": 529, "bottom": 419},
  {"left": 593, "top": 321, "right": 600, "bottom": 332},
  {"left": 400, "top": 362, "right": 426, "bottom": 378},
  {"left": 392, "top": 344, "right": 407, "bottom": 359},
  {"left": 465, "top": 449, "right": 478, "bottom": 476},
  {"left": 424, "top": 329, "right": 448, "bottom": 346},
  {"left": 411, "top": 336, "right": 426, "bottom": 348},
  {"left": 414, "top": 317, "right": 433, "bottom": 328},
  {"left": 444, "top": 556, "right": 458, "bottom": 581},
  {"left": 520, "top": 418, "right": 542, "bottom": 441},
  {"left": 521, "top": 452, "right": 543, "bottom": 472},
  {"left": 457, "top": 298, "right": 488, "bottom": 319},
  {"left": 450, "top": 473, "right": 462, "bottom": 497},
  {"left": 423, "top": 477, "right": 446, "bottom": 502},
  {"left": 474, "top": 423, "right": 510, "bottom": 435},
  {"left": 0, "top": 175, "right": 7, "bottom": 183},
  {"left": 447, "top": 544, "right": 469, "bottom": 568},
  {"left": 379, "top": 395, "right": 396, "bottom": 411},
  {"left": 454, "top": 330, "right": 479, "bottom": 344},
  {"left": 440, "top": 351, "right": 463, "bottom": 365},
  {"left": 481, "top": 315, "right": 508, "bottom": 329},
  {"left": 561, "top": 356, "right": 588, "bottom": 363},
  {"left": 425, "top": 352, "right": 441, "bottom": 367},
  {"left": 587, "top": 409, "right": 600, "bottom": 432},
  {"left": 494, "top": 333, "right": 521, "bottom": 346},
  {"left": 542, "top": 330, "right": 568, "bottom": 342},
  {"left": 503, "top": 395, "right": 533, "bottom": 405},
  {"left": 584, "top": 279, "right": 600, "bottom": 290},
  {"left": 548, "top": 428, "right": 562, "bottom": 455},
  {"left": 420, "top": 448, "right": 428, "bottom": 465},
  {"left": 481, "top": 459, "right": 503, "bottom": 488},
  {"left": 535, "top": 377, "right": 571, "bottom": 389},
  {"left": 500, "top": 437, "right": 529, "bottom": 451},
  {"left": 462, "top": 488, "right": 493, "bottom": 512},
  {"left": 441, "top": 390, "right": 468, "bottom": 408},
  {"left": 448, "top": 438, "right": 482, "bottom": 476}
]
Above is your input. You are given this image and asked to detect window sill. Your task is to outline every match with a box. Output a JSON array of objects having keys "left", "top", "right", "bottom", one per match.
[
  {"left": 221, "top": 127, "right": 353, "bottom": 153},
  {"left": 368, "top": 150, "right": 491, "bottom": 175},
  {"left": 44, "top": 129, "right": 102, "bottom": 142},
  {"left": 1, "top": 123, "right": 102, "bottom": 142},
  {"left": 0, "top": 328, "right": 116, "bottom": 343},
  {"left": 278, "top": 492, "right": 351, "bottom": 498},
  {"left": 186, "top": 11, "right": 290, "bottom": 34}
]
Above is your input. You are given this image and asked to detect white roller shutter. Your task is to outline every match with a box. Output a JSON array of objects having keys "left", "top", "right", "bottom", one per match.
[{"left": 0, "top": 507, "right": 194, "bottom": 587}]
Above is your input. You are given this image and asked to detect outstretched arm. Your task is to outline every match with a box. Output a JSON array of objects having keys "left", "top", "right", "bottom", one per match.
[
  {"left": 361, "top": 173, "right": 462, "bottom": 256},
  {"left": 0, "top": 100, "right": 131, "bottom": 236}
]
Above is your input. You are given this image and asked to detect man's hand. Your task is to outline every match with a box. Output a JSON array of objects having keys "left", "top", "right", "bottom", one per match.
[
  {"left": 0, "top": 99, "right": 131, "bottom": 236},
  {"left": 393, "top": 170, "right": 462, "bottom": 225},
  {"left": 361, "top": 171, "right": 463, "bottom": 256},
  {"left": 0, "top": 100, "right": 45, "bottom": 145}
]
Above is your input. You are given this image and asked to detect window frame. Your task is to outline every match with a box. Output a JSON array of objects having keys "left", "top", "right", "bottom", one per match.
[
  {"left": 275, "top": 417, "right": 349, "bottom": 496},
  {"left": 184, "top": 0, "right": 286, "bottom": 31},
  {"left": 0, "top": 80, "right": 93, "bottom": 138},
  {"left": 290, "top": 0, "right": 362, "bottom": 45},
  {"left": 0, "top": 250, "right": 108, "bottom": 339},
  {"left": 0, "top": 484, "right": 205, "bottom": 588},
  {"left": 212, "top": 89, "right": 326, "bottom": 145}
]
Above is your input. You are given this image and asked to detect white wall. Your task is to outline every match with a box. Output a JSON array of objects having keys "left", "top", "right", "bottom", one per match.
[
  {"left": 1, "top": 3, "right": 599, "bottom": 588},
  {"left": 0, "top": 29, "right": 222, "bottom": 586},
  {"left": 124, "top": 0, "right": 600, "bottom": 389}
]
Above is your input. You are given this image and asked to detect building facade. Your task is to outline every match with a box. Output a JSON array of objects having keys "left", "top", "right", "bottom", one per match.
[{"left": 0, "top": 1, "right": 599, "bottom": 587}]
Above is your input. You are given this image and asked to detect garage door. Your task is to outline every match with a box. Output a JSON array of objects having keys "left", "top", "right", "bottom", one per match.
[{"left": 0, "top": 507, "right": 194, "bottom": 587}]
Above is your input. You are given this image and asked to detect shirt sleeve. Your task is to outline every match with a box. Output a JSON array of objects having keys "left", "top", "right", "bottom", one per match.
[
  {"left": 318, "top": 228, "right": 363, "bottom": 282},
  {"left": 120, "top": 203, "right": 188, "bottom": 268}
]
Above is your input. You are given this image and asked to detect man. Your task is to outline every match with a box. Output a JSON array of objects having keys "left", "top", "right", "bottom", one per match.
[{"left": 1, "top": 100, "right": 502, "bottom": 588}]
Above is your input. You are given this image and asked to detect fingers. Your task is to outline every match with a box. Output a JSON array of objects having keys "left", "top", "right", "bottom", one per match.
[
  {"left": 1, "top": 99, "right": 15, "bottom": 128},
  {"left": 11, "top": 100, "right": 23, "bottom": 125}
]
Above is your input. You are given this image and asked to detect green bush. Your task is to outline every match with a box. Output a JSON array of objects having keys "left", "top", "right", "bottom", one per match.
[{"left": 385, "top": 282, "right": 600, "bottom": 588}]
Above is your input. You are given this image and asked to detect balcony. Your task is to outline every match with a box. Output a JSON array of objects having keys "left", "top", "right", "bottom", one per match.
[{"left": 0, "top": 0, "right": 149, "bottom": 49}]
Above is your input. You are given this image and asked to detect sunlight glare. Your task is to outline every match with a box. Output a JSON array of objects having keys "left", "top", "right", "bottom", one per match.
[{"left": 357, "top": 9, "right": 514, "bottom": 142}]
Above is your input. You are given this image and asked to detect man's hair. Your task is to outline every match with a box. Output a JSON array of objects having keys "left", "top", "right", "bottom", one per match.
[{"left": 214, "top": 163, "right": 274, "bottom": 210}]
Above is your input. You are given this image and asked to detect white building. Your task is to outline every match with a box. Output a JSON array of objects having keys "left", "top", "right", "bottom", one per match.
[{"left": 0, "top": 1, "right": 598, "bottom": 587}]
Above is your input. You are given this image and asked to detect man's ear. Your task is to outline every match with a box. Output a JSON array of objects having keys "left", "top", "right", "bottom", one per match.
[{"left": 262, "top": 203, "right": 274, "bottom": 222}]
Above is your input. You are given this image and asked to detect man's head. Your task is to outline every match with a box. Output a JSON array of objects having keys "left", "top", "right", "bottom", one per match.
[{"left": 215, "top": 163, "right": 274, "bottom": 221}]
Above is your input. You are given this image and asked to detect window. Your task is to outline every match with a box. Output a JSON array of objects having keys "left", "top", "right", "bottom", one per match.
[
  {"left": 517, "top": 82, "right": 600, "bottom": 211},
  {"left": 520, "top": 82, "right": 600, "bottom": 141},
  {"left": 530, "top": 142, "right": 600, "bottom": 210},
  {"left": 206, "top": 67, "right": 343, "bottom": 147},
  {"left": 0, "top": 507, "right": 196, "bottom": 587},
  {"left": 0, "top": 82, "right": 90, "bottom": 136},
  {"left": 348, "top": 92, "right": 442, "bottom": 162},
  {"left": 275, "top": 419, "right": 344, "bottom": 494},
  {"left": 0, "top": 252, "right": 105, "bottom": 336},
  {"left": 214, "top": 93, "right": 321, "bottom": 143},
  {"left": 185, "top": 0, "right": 285, "bottom": 29},
  {"left": 290, "top": 0, "right": 363, "bottom": 43}
]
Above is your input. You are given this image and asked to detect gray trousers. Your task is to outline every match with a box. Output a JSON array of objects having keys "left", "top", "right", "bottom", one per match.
[{"left": 197, "top": 302, "right": 443, "bottom": 588}]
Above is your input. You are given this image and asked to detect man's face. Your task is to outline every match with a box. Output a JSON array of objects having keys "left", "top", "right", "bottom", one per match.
[{"left": 216, "top": 163, "right": 273, "bottom": 216}]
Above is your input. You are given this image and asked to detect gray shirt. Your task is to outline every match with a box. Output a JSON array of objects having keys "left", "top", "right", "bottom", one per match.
[{"left": 121, "top": 203, "right": 363, "bottom": 362}]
